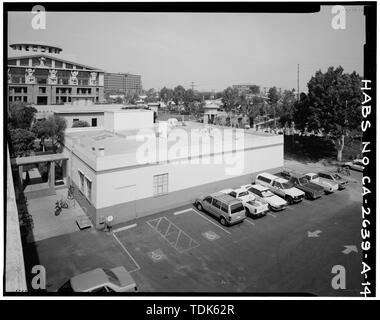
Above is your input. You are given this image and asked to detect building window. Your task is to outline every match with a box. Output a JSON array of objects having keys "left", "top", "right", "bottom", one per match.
[
  {"left": 86, "top": 178, "right": 92, "bottom": 201},
  {"left": 39, "top": 87, "right": 47, "bottom": 94},
  {"left": 153, "top": 173, "right": 168, "bottom": 196},
  {"left": 91, "top": 118, "right": 97, "bottom": 127},
  {"left": 79, "top": 171, "right": 85, "bottom": 193},
  {"left": 73, "top": 119, "right": 79, "bottom": 125}
]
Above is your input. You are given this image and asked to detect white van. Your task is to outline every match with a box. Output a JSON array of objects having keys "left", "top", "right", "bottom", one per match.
[{"left": 255, "top": 172, "right": 305, "bottom": 204}]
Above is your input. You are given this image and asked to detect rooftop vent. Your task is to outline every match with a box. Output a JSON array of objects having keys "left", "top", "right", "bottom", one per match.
[{"left": 98, "top": 147, "right": 105, "bottom": 157}]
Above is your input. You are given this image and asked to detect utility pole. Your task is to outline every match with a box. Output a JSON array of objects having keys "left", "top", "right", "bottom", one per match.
[
  {"left": 190, "top": 82, "right": 195, "bottom": 91},
  {"left": 297, "top": 64, "right": 300, "bottom": 102}
]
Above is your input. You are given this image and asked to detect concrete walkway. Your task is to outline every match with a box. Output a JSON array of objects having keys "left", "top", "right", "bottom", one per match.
[{"left": 26, "top": 188, "right": 92, "bottom": 243}]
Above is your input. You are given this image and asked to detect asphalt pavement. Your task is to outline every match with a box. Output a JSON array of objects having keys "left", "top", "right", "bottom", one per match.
[{"left": 35, "top": 170, "right": 362, "bottom": 295}]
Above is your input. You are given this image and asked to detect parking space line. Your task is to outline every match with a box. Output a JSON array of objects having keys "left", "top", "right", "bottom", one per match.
[
  {"left": 191, "top": 208, "right": 232, "bottom": 234},
  {"left": 163, "top": 223, "right": 172, "bottom": 237},
  {"left": 147, "top": 216, "right": 200, "bottom": 253},
  {"left": 174, "top": 208, "right": 193, "bottom": 215},
  {"left": 268, "top": 212, "right": 277, "bottom": 218},
  {"left": 113, "top": 223, "right": 137, "bottom": 233},
  {"left": 112, "top": 233, "right": 141, "bottom": 273},
  {"left": 245, "top": 219, "right": 256, "bottom": 226}
]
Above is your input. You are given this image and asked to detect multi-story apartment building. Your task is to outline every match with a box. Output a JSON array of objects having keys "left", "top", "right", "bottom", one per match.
[
  {"left": 104, "top": 72, "right": 142, "bottom": 95},
  {"left": 7, "top": 42, "right": 105, "bottom": 106}
]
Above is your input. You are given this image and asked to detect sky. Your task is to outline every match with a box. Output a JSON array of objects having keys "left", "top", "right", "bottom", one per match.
[{"left": 8, "top": 6, "right": 365, "bottom": 92}]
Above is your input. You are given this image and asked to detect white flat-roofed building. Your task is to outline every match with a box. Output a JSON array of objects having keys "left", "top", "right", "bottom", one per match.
[{"left": 62, "top": 112, "right": 284, "bottom": 228}]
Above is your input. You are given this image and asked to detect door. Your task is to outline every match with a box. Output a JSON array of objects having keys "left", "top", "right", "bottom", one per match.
[
  {"left": 115, "top": 184, "right": 137, "bottom": 221},
  {"left": 203, "top": 196, "right": 212, "bottom": 213},
  {"left": 210, "top": 199, "right": 222, "bottom": 218},
  {"left": 272, "top": 181, "right": 284, "bottom": 197}
]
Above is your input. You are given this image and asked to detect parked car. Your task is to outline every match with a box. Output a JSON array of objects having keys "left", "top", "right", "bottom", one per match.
[
  {"left": 304, "top": 173, "right": 339, "bottom": 193},
  {"left": 57, "top": 267, "right": 138, "bottom": 293},
  {"left": 344, "top": 159, "right": 364, "bottom": 172},
  {"left": 220, "top": 187, "right": 269, "bottom": 217},
  {"left": 241, "top": 184, "right": 287, "bottom": 211},
  {"left": 279, "top": 172, "right": 324, "bottom": 200},
  {"left": 255, "top": 172, "right": 305, "bottom": 204},
  {"left": 195, "top": 192, "right": 246, "bottom": 226},
  {"left": 318, "top": 171, "right": 349, "bottom": 190}
]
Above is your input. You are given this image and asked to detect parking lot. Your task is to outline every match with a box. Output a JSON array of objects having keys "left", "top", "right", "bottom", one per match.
[{"left": 37, "top": 170, "right": 362, "bottom": 295}]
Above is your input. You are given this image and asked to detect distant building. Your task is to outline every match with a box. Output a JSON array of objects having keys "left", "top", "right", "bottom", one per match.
[
  {"left": 104, "top": 72, "right": 142, "bottom": 95},
  {"left": 232, "top": 84, "right": 254, "bottom": 95},
  {"left": 7, "top": 42, "right": 105, "bottom": 105}
]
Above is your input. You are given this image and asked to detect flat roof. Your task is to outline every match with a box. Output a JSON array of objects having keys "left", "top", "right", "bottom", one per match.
[
  {"left": 64, "top": 122, "right": 283, "bottom": 171},
  {"left": 54, "top": 109, "right": 104, "bottom": 114},
  {"left": 11, "top": 153, "right": 69, "bottom": 166},
  {"left": 104, "top": 109, "right": 152, "bottom": 114}
]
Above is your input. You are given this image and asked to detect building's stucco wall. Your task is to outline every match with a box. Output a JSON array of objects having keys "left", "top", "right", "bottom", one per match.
[
  {"left": 95, "top": 144, "right": 283, "bottom": 210},
  {"left": 56, "top": 113, "right": 104, "bottom": 128}
]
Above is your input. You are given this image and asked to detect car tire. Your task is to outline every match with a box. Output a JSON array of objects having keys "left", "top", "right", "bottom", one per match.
[
  {"left": 220, "top": 217, "right": 227, "bottom": 226},
  {"left": 285, "top": 196, "right": 294, "bottom": 205},
  {"left": 245, "top": 207, "right": 251, "bottom": 217},
  {"left": 197, "top": 203, "right": 203, "bottom": 211}
]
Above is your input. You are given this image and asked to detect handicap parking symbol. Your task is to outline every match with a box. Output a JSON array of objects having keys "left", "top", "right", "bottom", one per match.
[
  {"left": 202, "top": 230, "right": 220, "bottom": 241},
  {"left": 148, "top": 249, "right": 166, "bottom": 262}
]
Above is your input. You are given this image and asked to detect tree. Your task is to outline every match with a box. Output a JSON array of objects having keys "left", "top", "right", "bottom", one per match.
[
  {"left": 32, "top": 115, "right": 67, "bottom": 153},
  {"left": 249, "top": 85, "right": 260, "bottom": 95},
  {"left": 293, "top": 66, "right": 362, "bottom": 161},
  {"left": 183, "top": 89, "right": 202, "bottom": 113},
  {"left": 267, "top": 86, "right": 281, "bottom": 126},
  {"left": 159, "top": 87, "right": 174, "bottom": 103},
  {"left": 9, "top": 128, "right": 36, "bottom": 157},
  {"left": 72, "top": 120, "right": 90, "bottom": 128},
  {"left": 8, "top": 102, "right": 37, "bottom": 130},
  {"left": 278, "top": 89, "right": 297, "bottom": 127},
  {"left": 173, "top": 85, "right": 186, "bottom": 105},
  {"left": 187, "top": 101, "right": 204, "bottom": 118},
  {"left": 125, "top": 92, "right": 139, "bottom": 104},
  {"left": 221, "top": 87, "right": 240, "bottom": 113},
  {"left": 145, "top": 88, "right": 158, "bottom": 103}
]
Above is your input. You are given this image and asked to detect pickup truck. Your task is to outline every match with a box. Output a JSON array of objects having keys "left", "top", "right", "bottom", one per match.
[
  {"left": 277, "top": 171, "right": 324, "bottom": 200},
  {"left": 318, "top": 171, "right": 349, "bottom": 190},
  {"left": 304, "top": 173, "right": 339, "bottom": 193},
  {"left": 241, "top": 184, "right": 288, "bottom": 211},
  {"left": 220, "top": 188, "right": 269, "bottom": 217},
  {"left": 255, "top": 172, "right": 305, "bottom": 204}
]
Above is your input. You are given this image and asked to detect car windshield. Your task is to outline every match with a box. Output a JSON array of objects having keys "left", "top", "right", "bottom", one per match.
[
  {"left": 311, "top": 174, "right": 318, "bottom": 180},
  {"left": 299, "top": 177, "right": 309, "bottom": 185},
  {"left": 238, "top": 191, "right": 249, "bottom": 197},
  {"left": 230, "top": 203, "right": 244, "bottom": 214},
  {"left": 262, "top": 190, "right": 273, "bottom": 197},
  {"left": 333, "top": 173, "right": 342, "bottom": 180},
  {"left": 282, "top": 182, "right": 293, "bottom": 189},
  {"left": 103, "top": 269, "right": 120, "bottom": 285}
]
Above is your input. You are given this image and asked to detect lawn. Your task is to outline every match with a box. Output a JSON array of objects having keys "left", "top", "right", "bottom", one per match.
[{"left": 284, "top": 135, "right": 362, "bottom": 163}]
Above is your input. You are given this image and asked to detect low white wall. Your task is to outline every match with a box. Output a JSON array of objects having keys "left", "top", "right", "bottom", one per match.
[
  {"left": 95, "top": 144, "right": 283, "bottom": 209},
  {"left": 104, "top": 110, "right": 153, "bottom": 131}
]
